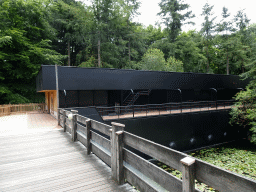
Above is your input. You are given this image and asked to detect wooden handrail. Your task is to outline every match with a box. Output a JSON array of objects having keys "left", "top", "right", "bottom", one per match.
[
  {"left": 0, "top": 103, "right": 46, "bottom": 117},
  {"left": 59, "top": 109, "right": 256, "bottom": 192}
]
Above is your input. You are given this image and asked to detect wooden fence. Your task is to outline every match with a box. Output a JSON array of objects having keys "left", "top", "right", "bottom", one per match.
[
  {"left": 58, "top": 108, "right": 256, "bottom": 192},
  {"left": 0, "top": 103, "right": 46, "bottom": 117}
]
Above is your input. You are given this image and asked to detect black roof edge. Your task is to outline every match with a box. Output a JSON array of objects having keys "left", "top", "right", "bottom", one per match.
[{"left": 39, "top": 65, "right": 240, "bottom": 77}]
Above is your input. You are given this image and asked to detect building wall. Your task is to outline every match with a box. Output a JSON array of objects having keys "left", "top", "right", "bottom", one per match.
[
  {"left": 59, "top": 90, "right": 108, "bottom": 108},
  {"left": 58, "top": 88, "right": 241, "bottom": 109},
  {"left": 44, "top": 90, "right": 57, "bottom": 118},
  {"left": 112, "top": 109, "right": 246, "bottom": 152},
  {"left": 37, "top": 66, "right": 250, "bottom": 92}
]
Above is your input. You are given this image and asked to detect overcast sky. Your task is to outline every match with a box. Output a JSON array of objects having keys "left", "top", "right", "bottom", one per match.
[{"left": 78, "top": 0, "right": 255, "bottom": 31}]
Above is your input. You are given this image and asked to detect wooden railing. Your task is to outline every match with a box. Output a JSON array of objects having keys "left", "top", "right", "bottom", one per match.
[
  {"left": 0, "top": 103, "right": 46, "bottom": 117},
  {"left": 58, "top": 108, "right": 256, "bottom": 192}
]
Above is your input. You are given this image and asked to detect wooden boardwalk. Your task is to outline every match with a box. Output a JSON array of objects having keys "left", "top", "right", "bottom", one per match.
[{"left": 0, "top": 114, "right": 135, "bottom": 192}]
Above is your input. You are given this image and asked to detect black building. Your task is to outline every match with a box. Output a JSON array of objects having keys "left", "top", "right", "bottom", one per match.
[{"left": 36, "top": 65, "right": 249, "bottom": 118}]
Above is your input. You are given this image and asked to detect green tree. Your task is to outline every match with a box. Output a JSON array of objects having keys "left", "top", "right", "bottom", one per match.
[
  {"left": 124, "top": 24, "right": 150, "bottom": 69},
  {"left": 150, "top": 38, "right": 172, "bottom": 60},
  {"left": 88, "top": 0, "right": 141, "bottom": 69},
  {"left": 0, "top": 0, "right": 64, "bottom": 104},
  {"left": 139, "top": 48, "right": 166, "bottom": 71},
  {"left": 166, "top": 56, "right": 184, "bottom": 72},
  {"left": 233, "top": 9, "right": 251, "bottom": 73},
  {"left": 230, "top": 21, "right": 256, "bottom": 144},
  {"left": 230, "top": 85, "right": 256, "bottom": 143},
  {"left": 200, "top": 3, "right": 216, "bottom": 73},
  {"left": 158, "top": 0, "right": 194, "bottom": 43},
  {"left": 174, "top": 30, "right": 207, "bottom": 72},
  {"left": 216, "top": 7, "right": 234, "bottom": 74},
  {"left": 50, "top": 0, "right": 92, "bottom": 66}
]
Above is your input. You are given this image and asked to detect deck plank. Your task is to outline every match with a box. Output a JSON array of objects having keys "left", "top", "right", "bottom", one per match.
[{"left": 0, "top": 129, "right": 135, "bottom": 192}]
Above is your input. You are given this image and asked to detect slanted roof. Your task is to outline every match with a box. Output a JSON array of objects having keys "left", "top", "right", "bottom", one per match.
[{"left": 36, "top": 65, "right": 249, "bottom": 92}]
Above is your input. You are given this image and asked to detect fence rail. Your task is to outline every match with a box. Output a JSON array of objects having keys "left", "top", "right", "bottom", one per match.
[
  {"left": 97, "top": 100, "right": 235, "bottom": 120},
  {"left": 58, "top": 108, "right": 256, "bottom": 192},
  {"left": 0, "top": 103, "right": 46, "bottom": 117}
]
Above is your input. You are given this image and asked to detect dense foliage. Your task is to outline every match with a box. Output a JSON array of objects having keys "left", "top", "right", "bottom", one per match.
[
  {"left": 1, "top": 0, "right": 256, "bottom": 139},
  {"left": 0, "top": 0, "right": 65, "bottom": 104}
]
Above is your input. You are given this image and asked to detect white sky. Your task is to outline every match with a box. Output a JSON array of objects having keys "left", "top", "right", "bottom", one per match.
[{"left": 78, "top": 0, "right": 255, "bottom": 31}]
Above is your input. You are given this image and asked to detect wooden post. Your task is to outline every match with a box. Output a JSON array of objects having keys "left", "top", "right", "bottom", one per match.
[
  {"left": 71, "top": 110, "right": 78, "bottom": 142},
  {"left": 86, "top": 119, "right": 92, "bottom": 155},
  {"left": 116, "top": 131, "right": 124, "bottom": 185},
  {"left": 111, "top": 122, "right": 125, "bottom": 182},
  {"left": 57, "top": 108, "right": 60, "bottom": 126},
  {"left": 181, "top": 157, "right": 195, "bottom": 192},
  {"left": 63, "top": 110, "right": 66, "bottom": 132}
]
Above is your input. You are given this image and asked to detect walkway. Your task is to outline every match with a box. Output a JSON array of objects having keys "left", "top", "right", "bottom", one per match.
[
  {"left": 0, "top": 113, "right": 134, "bottom": 192},
  {"left": 0, "top": 112, "right": 61, "bottom": 136},
  {"left": 102, "top": 106, "right": 231, "bottom": 120}
]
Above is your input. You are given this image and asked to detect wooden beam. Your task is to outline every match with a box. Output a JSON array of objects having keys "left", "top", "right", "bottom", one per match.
[
  {"left": 65, "top": 123, "right": 71, "bottom": 134},
  {"left": 57, "top": 108, "right": 60, "bottom": 125},
  {"left": 111, "top": 122, "right": 125, "bottom": 182},
  {"left": 77, "top": 122, "right": 86, "bottom": 135},
  {"left": 116, "top": 131, "right": 124, "bottom": 185},
  {"left": 91, "top": 120, "right": 112, "bottom": 137},
  {"left": 181, "top": 157, "right": 195, "bottom": 192},
  {"left": 91, "top": 140, "right": 111, "bottom": 167},
  {"left": 77, "top": 131, "right": 87, "bottom": 147},
  {"left": 124, "top": 149, "right": 183, "bottom": 192},
  {"left": 195, "top": 158, "right": 256, "bottom": 192},
  {"left": 91, "top": 131, "right": 111, "bottom": 152},
  {"left": 123, "top": 131, "right": 187, "bottom": 171},
  {"left": 86, "top": 119, "right": 92, "bottom": 155},
  {"left": 71, "top": 110, "right": 78, "bottom": 142},
  {"left": 63, "top": 110, "right": 66, "bottom": 132},
  {"left": 66, "top": 118, "right": 72, "bottom": 128},
  {"left": 123, "top": 164, "right": 164, "bottom": 192},
  {"left": 77, "top": 115, "right": 88, "bottom": 125}
]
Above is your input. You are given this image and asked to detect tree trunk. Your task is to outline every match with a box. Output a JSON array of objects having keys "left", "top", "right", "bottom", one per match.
[
  {"left": 128, "top": 38, "right": 131, "bottom": 65},
  {"left": 68, "top": 40, "right": 71, "bottom": 66},
  {"left": 242, "top": 59, "right": 245, "bottom": 73},
  {"left": 98, "top": 37, "right": 101, "bottom": 68},
  {"left": 206, "top": 45, "right": 209, "bottom": 73},
  {"left": 226, "top": 49, "right": 229, "bottom": 75}
]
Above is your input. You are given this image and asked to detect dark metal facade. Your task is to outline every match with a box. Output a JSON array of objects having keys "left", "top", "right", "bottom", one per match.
[
  {"left": 36, "top": 65, "right": 250, "bottom": 107},
  {"left": 111, "top": 109, "right": 246, "bottom": 152},
  {"left": 59, "top": 90, "right": 108, "bottom": 108},
  {"left": 37, "top": 65, "right": 249, "bottom": 91}
]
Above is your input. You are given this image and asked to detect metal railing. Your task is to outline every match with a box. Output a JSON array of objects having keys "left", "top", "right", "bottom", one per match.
[
  {"left": 97, "top": 100, "right": 235, "bottom": 120},
  {"left": 123, "top": 89, "right": 152, "bottom": 106}
]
